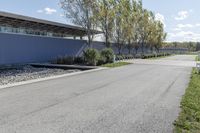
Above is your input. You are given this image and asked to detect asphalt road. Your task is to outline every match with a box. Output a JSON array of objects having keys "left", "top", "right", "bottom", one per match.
[{"left": 0, "top": 55, "right": 195, "bottom": 133}]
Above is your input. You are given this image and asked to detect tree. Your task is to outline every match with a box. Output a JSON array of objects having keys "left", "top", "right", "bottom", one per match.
[
  {"left": 154, "top": 22, "right": 167, "bottom": 52},
  {"left": 96, "top": 0, "right": 115, "bottom": 47},
  {"left": 60, "top": 0, "right": 98, "bottom": 47},
  {"left": 60, "top": 0, "right": 167, "bottom": 54},
  {"left": 112, "top": 0, "right": 129, "bottom": 55},
  {"left": 131, "top": 0, "right": 142, "bottom": 55},
  {"left": 137, "top": 8, "right": 151, "bottom": 55},
  {"left": 124, "top": 0, "right": 136, "bottom": 54}
]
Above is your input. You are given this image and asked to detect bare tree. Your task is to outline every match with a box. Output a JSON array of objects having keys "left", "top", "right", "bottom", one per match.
[{"left": 60, "top": 0, "right": 98, "bottom": 47}]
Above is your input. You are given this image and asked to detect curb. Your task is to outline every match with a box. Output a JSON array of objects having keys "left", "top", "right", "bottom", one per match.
[{"left": 0, "top": 67, "right": 107, "bottom": 90}]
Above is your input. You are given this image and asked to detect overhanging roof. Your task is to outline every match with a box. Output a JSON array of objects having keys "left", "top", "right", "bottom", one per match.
[{"left": 0, "top": 11, "right": 101, "bottom": 36}]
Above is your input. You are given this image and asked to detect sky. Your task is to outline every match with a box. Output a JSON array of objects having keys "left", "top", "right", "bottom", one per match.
[{"left": 0, "top": 0, "right": 200, "bottom": 42}]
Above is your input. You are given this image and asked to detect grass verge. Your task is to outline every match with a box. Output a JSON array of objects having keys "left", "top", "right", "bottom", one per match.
[
  {"left": 101, "top": 62, "right": 131, "bottom": 68},
  {"left": 195, "top": 55, "right": 200, "bottom": 61},
  {"left": 174, "top": 69, "right": 200, "bottom": 132}
]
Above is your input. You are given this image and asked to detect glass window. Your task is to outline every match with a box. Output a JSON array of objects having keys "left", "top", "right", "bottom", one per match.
[{"left": 0, "top": 25, "right": 73, "bottom": 38}]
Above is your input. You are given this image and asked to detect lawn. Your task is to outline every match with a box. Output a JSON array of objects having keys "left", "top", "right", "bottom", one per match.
[
  {"left": 195, "top": 55, "right": 200, "bottom": 61},
  {"left": 101, "top": 62, "right": 131, "bottom": 68},
  {"left": 174, "top": 69, "right": 200, "bottom": 132}
]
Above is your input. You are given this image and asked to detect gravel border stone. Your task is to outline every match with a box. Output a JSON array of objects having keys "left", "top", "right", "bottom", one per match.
[{"left": 0, "top": 65, "right": 80, "bottom": 86}]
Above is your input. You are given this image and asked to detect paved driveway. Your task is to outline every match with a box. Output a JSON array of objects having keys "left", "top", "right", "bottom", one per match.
[
  {"left": 126, "top": 55, "right": 196, "bottom": 67},
  {"left": 0, "top": 55, "right": 195, "bottom": 133}
]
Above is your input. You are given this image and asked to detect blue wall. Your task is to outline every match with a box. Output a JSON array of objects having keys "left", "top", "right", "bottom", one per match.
[
  {"left": 0, "top": 33, "right": 87, "bottom": 65},
  {"left": 0, "top": 33, "right": 188, "bottom": 65},
  {"left": 0, "top": 33, "right": 131, "bottom": 65}
]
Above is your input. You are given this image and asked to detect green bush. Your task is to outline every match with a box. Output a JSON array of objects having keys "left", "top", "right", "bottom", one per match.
[
  {"left": 97, "top": 57, "right": 105, "bottom": 66},
  {"left": 100, "top": 48, "right": 115, "bottom": 63},
  {"left": 116, "top": 55, "right": 123, "bottom": 61},
  {"left": 115, "top": 54, "right": 134, "bottom": 60},
  {"left": 126, "top": 54, "right": 134, "bottom": 59},
  {"left": 83, "top": 48, "right": 100, "bottom": 66}
]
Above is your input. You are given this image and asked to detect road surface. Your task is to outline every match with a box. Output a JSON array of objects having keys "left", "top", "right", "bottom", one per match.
[{"left": 0, "top": 55, "right": 195, "bottom": 133}]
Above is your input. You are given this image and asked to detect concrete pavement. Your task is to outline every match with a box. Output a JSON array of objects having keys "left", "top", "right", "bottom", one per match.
[{"left": 0, "top": 55, "right": 195, "bottom": 133}]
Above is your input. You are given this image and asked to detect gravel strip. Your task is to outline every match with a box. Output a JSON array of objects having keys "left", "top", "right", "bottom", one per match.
[{"left": 0, "top": 65, "right": 80, "bottom": 85}]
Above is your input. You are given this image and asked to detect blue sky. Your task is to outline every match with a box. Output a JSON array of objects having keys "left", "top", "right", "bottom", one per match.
[{"left": 0, "top": 0, "right": 200, "bottom": 42}]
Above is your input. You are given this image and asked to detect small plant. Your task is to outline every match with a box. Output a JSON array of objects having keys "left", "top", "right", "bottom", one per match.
[
  {"left": 116, "top": 55, "right": 123, "bottom": 61},
  {"left": 63, "top": 56, "right": 74, "bottom": 65},
  {"left": 100, "top": 48, "right": 115, "bottom": 63},
  {"left": 55, "top": 56, "right": 64, "bottom": 64},
  {"left": 74, "top": 56, "right": 84, "bottom": 64},
  {"left": 83, "top": 48, "right": 100, "bottom": 66},
  {"left": 126, "top": 54, "right": 134, "bottom": 59}
]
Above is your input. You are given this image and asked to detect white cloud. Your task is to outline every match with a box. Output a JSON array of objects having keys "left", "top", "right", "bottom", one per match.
[
  {"left": 37, "top": 7, "right": 57, "bottom": 15},
  {"left": 196, "top": 23, "right": 200, "bottom": 27},
  {"left": 155, "top": 13, "right": 166, "bottom": 27},
  {"left": 177, "top": 24, "right": 194, "bottom": 28},
  {"left": 173, "top": 23, "right": 200, "bottom": 31},
  {"left": 44, "top": 7, "right": 57, "bottom": 15},
  {"left": 37, "top": 10, "right": 43, "bottom": 13},
  {"left": 60, "top": 14, "right": 64, "bottom": 17},
  {"left": 172, "top": 28, "right": 182, "bottom": 32},
  {"left": 174, "top": 11, "right": 189, "bottom": 20},
  {"left": 169, "top": 31, "right": 193, "bottom": 37},
  {"left": 168, "top": 31, "right": 200, "bottom": 42}
]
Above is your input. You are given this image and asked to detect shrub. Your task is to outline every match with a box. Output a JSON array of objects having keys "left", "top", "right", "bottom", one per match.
[
  {"left": 55, "top": 56, "right": 63, "bottom": 64},
  {"left": 83, "top": 48, "right": 100, "bottom": 66},
  {"left": 116, "top": 55, "right": 123, "bottom": 61},
  {"left": 55, "top": 56, "right": 74, "bottom": 65},
  {"left": 74, "top": 56, "right": 84, "bottom": 64},
  {"left": 97, "top": 57, "right": 106, "bottom": 66},
  {"left": 125, "top": 54, "right": 134, "bottom": 59},
  {"left": 62, "top": 56, "right": 74, "bottom": 65},
  {"left": 135, "top": 54, "right": 142, "bottom": 59},
  {"left": 100, "top": 48, "right": 115, "bottom": 63}
]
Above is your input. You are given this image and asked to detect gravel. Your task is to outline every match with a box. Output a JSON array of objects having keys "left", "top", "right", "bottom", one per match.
[{"left": 0, "top": 65, "right": 80, "bottom": 85}]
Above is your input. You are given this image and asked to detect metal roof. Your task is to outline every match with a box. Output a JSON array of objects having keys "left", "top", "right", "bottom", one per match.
[{"left": 0, "top": 11, "right": 101, "bottom": 36}]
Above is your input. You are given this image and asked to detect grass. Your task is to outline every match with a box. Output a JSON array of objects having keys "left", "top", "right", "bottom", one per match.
[
  {"left": 174, "top": 69, "right": 200, "bottom": 133},
  {"left": 195, "top": 55, "right": 200, "bottom": 61},
  {"left": 101, "top": 62, "right": 131, "bottom": 68}
]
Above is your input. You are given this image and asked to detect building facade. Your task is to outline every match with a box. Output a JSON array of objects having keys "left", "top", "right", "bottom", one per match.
[
  {"left": 0, "top": 11, "right": 102, "bottom": 65},
  {"left": 0, "top": 11, "right": 100, "bottom": 39}
]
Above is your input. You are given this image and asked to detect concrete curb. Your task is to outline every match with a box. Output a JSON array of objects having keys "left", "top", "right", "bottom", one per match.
[{"left": 0, "top": 67, "right": 107, "bottom": 90}]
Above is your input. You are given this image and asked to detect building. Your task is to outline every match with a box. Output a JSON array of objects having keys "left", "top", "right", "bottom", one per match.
[
  {"left": 0, "top": 11, "right": 101, "bottom": 39},
  {"left": 0, "top": 11, "right": 101, "bottom": 65}
]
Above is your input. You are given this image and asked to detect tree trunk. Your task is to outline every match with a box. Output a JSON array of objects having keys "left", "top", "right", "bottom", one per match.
[
  {"left": 117, "top": 43, "right": 122, "bottom": 55},
  {"left": 128, "top": 39, "right": 131, "bottom": 54},
  {"left": 135, "top": 49, "right": 138, "bottom": 54},
  {"left": 141, "top": 42, "right": 144, "bottom": 55}
]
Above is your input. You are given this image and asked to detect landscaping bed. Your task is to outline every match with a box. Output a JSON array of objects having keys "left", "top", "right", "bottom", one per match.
[
  {"left": 174, "top": 69, "right": 200, "bottom": 132},
  {"left": 0, "top": 65, "right": 80, "bottom": 86}
]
